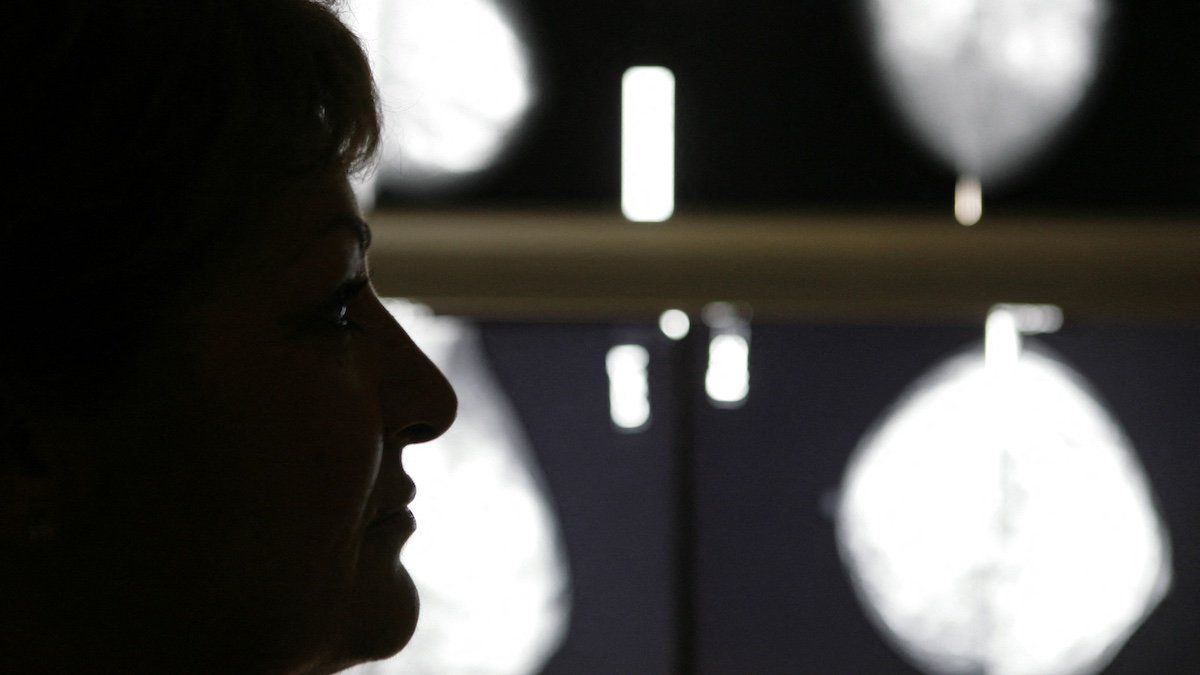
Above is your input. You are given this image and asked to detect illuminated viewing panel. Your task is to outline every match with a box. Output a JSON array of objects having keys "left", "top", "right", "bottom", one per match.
[
  {"left": 867, "top": 0, "right": 1109, "bottom": 222},
  {"left": 837, "top": 311, "right": 1171, "bottom": 675},
  {"left": 345, "top": 0, "right": 534, "bottom": 193}
]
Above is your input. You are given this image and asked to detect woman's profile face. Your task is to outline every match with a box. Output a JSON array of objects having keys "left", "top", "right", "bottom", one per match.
[{"left": 59, "top": 171, "right": 456, "bottom": 672}]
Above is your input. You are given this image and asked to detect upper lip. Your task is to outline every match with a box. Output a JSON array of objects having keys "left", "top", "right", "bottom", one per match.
[{"left": 369, "top": 475, "right": 417, "bottom": 524}]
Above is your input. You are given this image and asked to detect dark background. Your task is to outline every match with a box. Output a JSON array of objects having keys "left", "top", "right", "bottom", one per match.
[
  {"left": 382, "top": 1, "right": 1199, "bottom": 216},
  {"left": 480, "top": 321, "right": 1200, "bottom": 673}
]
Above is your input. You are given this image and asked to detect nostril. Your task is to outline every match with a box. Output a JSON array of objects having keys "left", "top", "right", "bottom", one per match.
[{"left": 402, "top": 423, "right": 439, "bottom": 444}]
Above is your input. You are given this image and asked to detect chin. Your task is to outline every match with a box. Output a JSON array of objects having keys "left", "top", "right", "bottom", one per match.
[{"left": 340, "top": 563, "right": 421, "bottom": 665}]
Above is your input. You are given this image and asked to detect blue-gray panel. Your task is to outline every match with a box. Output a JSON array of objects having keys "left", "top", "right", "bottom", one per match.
[{"left": 481, "top": 322, "right": 680, "bottom": 674}]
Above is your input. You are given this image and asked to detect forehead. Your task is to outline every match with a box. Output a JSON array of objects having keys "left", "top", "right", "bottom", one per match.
[{"left": 221, "top": 171, "right": 364, "bottom": 275}]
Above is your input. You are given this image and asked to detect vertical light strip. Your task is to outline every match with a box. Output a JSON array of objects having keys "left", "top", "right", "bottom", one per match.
[
  {"left": 955, "top": 175, "right": 983, "bottom": 226},
  {"left": 622, "top": 66, "right": 675, "bottom": 222}
]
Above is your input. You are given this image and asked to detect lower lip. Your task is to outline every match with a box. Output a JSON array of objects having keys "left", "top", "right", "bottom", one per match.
[{"left": 368, "top": 508, "right": 416, "bottom": 536}]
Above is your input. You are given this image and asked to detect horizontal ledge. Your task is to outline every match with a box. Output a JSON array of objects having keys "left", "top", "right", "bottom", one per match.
[{"left": 365, "top": 210, "right": 1200, "bottom": 325}]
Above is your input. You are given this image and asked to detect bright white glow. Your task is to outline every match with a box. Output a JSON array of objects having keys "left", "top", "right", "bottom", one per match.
[
  {"left": 703, "top": 303, "right": 751, "bottom": 407},
  {"left": 347, "top": 300, "right": 570, "bottom": 675},
  {"left": 954, "top": 175, "right": 983, "bottom": 226},
  {"left": 984, "top": 306, "right": 1020, "bottom": 375},
  {"left": 607, "top": 344, "right": 652, "bottom": 430},
  {"left": 705, "top": 334, "right": 750, "bottom": 406},
  {"left": 867, "top": 0, "right": 1108, "bottom": 183},
  {"left": 659, "top": 309, "right": 691, "bottom": 340},
  {"left": 345, "top": 0, "right": 534, "bottom": 188},
  {"left": 622, "top": 66, "right": 675, "bottom": 222},
  {"left": 838, "top": 342, "right": 1172, "bottom": 675}
]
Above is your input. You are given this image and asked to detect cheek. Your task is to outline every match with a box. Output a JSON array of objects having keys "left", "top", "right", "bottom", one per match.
[
  {"left": 184, "top": 343, "right": 384, "bottom": 575},
  {"left": 73, "top": 338, "right": 388, "bottom": 661},
  {"left": 234, "top": 353, "right": 379, "bottom": 514}
]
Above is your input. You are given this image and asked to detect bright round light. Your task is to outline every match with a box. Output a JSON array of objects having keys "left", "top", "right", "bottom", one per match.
[
  {"left": 658, "top": 309, "right": 690, "bottom": 340},
  {"left": 838, "top": 344, "right": 1171, "bottom": 675},
  {"left": 347, "top": 0, "right": 534, "bottom": 189}
]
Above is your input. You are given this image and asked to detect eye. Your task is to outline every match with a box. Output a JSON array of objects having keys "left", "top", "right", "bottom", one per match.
[
  {"left": 326, "top": 276, "right": 370, "bottom": 333},
  {"left": 331, "top": 305, "right": 357, "bottom": 332}
]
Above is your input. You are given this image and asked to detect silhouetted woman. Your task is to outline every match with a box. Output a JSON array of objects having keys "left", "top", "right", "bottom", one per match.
[{"left": 1, "top": 2, "right": 457, "bottom": 672}]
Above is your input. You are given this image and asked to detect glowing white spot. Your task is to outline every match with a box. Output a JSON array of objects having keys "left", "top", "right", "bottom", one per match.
[
  {"left": 703, "top": 303, "right": 751, "bottom": 407},
  {"left": 838, "top": 340, "right": 1172, "bottom": 675},
  {"left": 347, "top": 300, "right": 570, "bottom": 675},
  {"left": 622, "top": 66, "right": 675, "bottom": 222},
  {"left": 345, "top": 0, "right": 534, "bottom": 189},
  {"left": 955, "top": 175, "right": 983, "bottom": 226},
  {"left": 607, "top": 344, "right": 652, "bottom": 431},
  {"left": 706, "top": 334, "right": 750, "bottom": 406},
  {"left": 659, "top": 309, "right": 691, "bottom": 340}
]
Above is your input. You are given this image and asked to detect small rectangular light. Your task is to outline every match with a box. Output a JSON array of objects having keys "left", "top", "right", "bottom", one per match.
[
  {"left": 622, "top": 66, "right": 675, "bottom": 222},
  {"left": 955, "top": 176, "right": 983, "bottom": 226},
  {"left": 606, "top": 344, "right": 651, "bottom": 431},
  {"left": 703, "top": 303, "right": 751, "bottom": 407}
]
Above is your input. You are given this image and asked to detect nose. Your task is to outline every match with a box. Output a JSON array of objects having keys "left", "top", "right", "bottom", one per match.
[{"left": 378, "top": 321, "right": 458, "bottom": 447}]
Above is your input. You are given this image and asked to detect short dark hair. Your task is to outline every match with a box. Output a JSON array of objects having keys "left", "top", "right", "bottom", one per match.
[{"left": 3, "top": 0, "right": 380, "bottom": 412}]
